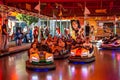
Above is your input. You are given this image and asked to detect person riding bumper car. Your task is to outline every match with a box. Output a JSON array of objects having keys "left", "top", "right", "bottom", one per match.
[
  {"left": 26, "top": 51, "right": 56, "bottom": 71},
  {"left": 69, "top": 47, "right": 95, "bottom": 63}
]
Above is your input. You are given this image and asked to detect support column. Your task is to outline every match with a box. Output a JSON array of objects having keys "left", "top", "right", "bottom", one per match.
[
  {"left": 60, "top": 20, "right": 62, "bottom": 35},
  {"left": 114, "top": 23, "right": 116, "bottom": 35},
  {"left": 0, "top": 17, "right": 2, "bottom": 51},
  {"left": 114, "top": 15, "right": 117, "bottom": 35},
  {"left": 50, "top": 20, "right": 55, "bottom": 37}
]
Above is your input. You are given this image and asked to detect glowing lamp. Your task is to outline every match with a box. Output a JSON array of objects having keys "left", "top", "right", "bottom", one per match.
[{"left": 95, "top": 9, "right": 107, "bottom": 13}]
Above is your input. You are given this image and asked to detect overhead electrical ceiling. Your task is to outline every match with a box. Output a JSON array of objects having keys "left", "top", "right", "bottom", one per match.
[{"left": 1, "top": 0, "right": 120, "bottom": 17}]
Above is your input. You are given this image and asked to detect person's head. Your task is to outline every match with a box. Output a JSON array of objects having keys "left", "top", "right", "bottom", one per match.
[
  {"left": 91, "top": 25, "right": 94, "bottom": 28},
  {"left": 34, "top": 39, "right": 38, "bottom": 44},
  {"left": 114, "top": 34, "right": 118, "bottom": 37},
  {"left": 34, "top": 26, "right": 37, "bottom": 29},
  {"left": 4, "top": 19, "right": 8, "bottom": 24},
  {"left": 71, "top": 20, "right": 80, "bottom": 31},
  {"left": 53, "top": 36, "right": 57, "bottom": 41},
  {"left": 86, "top": 21, "right": 89, "bottom": 26},
  {"left": 58, "top": 38, "right": 63, "bottom": 42},
  {"left": 85, "top": 37, "right": 90, "bottom": 43},
  {"left": 48, "top": 34, "right": 52, "bottom": 38},
  {"left": 18, "top": 29, "right": 21, "bottom": 33},
  {"left": 41, "top": 37, "right": 45, "bottom": 41},
  {"left": 110, "top": 32, "right": 114, "bottom": 36},
  {"left": 31, "top": 43, "right": 37, "bottom": 49},
  {"left": 76, "top": 37, "right": 81, "bottom": 43},
  {"left": 80, "top": 28, "right": 84, "bottom": 32}
]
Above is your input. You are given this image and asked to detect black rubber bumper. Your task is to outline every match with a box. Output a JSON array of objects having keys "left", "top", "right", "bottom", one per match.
[
  {"left": 26, "top": 60, "right": 56, "bottom": 71},
  {"left": 54, "top": 53, "right": 70, "bottom": 59},
  {"left": 68, "top": 56, "right": 95, "bottom": 63},
  {"left": 100, "top": 45, "right": 120, "bottom": 50}
]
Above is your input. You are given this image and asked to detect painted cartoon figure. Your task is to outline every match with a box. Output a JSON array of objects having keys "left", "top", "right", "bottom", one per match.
[{"left": 70, "top": 20, "right": 81, "bottom": 40}]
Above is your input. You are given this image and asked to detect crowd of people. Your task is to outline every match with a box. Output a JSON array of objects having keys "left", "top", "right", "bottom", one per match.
[
  {"left": 29, "top": 20, "right": 94, "bottom": 56},
  {"left": 0, "top": 19, "right": 95, "bottom": 53},
  {"left": 14, "top": 28, "right": 33, "bottom": 46},
  {"left": 102, "top": 33, "right": 119, "bottom": 44},
  {"left": 29, "top": 34, "right": 93, "bottom": 57}
]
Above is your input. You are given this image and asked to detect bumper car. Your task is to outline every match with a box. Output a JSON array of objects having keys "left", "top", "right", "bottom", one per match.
[
  {"left": 100, "top": 40, "right": 120, "bottom": 50},
  {"left": 54, "top": 49, "right": 70, "bottom": 59},
  {"left": 90, "top": 40, "right": 98, "bottom": 44},
  {"left": 68, "top": 47, "right": 95, "bottom": 63},
  {"left": 26, "top": 51, "right": 56, "bottom": 71}
]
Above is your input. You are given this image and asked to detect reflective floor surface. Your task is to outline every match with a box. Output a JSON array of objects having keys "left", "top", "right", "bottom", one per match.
[{"left": 0, "top": 47, "right": 120, "bottom": 80}]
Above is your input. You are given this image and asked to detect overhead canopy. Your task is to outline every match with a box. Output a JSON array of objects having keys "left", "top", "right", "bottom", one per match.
[
  {"left": 5, "top": 0, "right": 114, "bottom": 3},
  {"left": 1, "top": 0, "right": 120, "bottom": 17}
]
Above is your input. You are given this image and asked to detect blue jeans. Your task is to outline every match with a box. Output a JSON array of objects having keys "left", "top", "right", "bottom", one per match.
[{"left": 2, "top": 35, "right": 8, "bottom": 50}]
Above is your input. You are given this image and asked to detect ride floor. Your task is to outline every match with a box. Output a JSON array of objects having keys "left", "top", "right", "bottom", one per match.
[{"left": 0, "top": 46, "right": 120, "bottom": 80}]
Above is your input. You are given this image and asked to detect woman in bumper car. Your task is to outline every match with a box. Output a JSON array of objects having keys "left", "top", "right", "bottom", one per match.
[
  {"left": 26, "top": 38, "right": 55, "bottom": 71},
  {"left": 66, "top": 36, "right": 73, "bottom": 52},
  {"left": 82, "top": 37, "right": 94, "bottom": 57},
  {"left": 69, "top": 36, "right": 95, "bottom": 63},
  {"left": 71, "top": 35, "right": 84, "bottom": 49},
  {"left": 52, "top": 38, "right": 65, "bottom": 55},
  {"left": 29, "top": 43, "right": 40, "bottom": 63},
  {"left": 28, "top": 42, "right": 54, "bottom": 63},
  {"left": 58, "top": 38, "right": 66, "bottom": 55},
  {"left": 71, "top": 37, "right": 94, "bottom": 58}
]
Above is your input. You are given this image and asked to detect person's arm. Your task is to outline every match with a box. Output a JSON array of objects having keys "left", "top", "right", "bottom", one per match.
[
  {"left": 3, "top": 28, "right": 8, "bottom": 35},
  {"left": 36, "top": 49, "right": 40, "bottom": 54},
  {"left": 29, "top": 48, "right": 33, "bottom": 55},
  {"left": 90, "top": 44, "right": 93, "bottom": 48},
  {"left": 2, "top": 24, "right": 8, "bottom": 35},
  {"left": 28, "top": 49, "right": 32, "bottom": 57}
]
